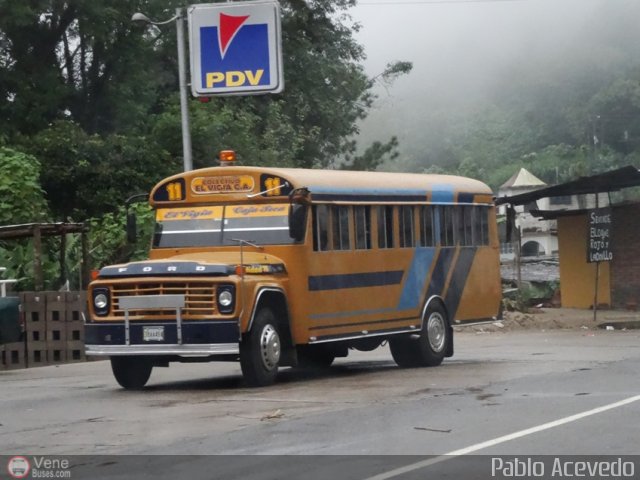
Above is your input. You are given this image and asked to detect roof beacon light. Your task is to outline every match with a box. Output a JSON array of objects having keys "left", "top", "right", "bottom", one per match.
[{"left": 219, "top": 150, "right": 236, "bottom": 166}]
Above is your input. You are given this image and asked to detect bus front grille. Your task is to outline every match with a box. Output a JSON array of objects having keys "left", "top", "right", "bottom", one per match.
[{"left": 111, "top": 282, "right": 218, "bottom": 320}]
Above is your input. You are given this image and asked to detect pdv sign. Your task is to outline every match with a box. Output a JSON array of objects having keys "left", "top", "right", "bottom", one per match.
[{"left": 188, "top": 1, "right": 284, "bottom": 96}]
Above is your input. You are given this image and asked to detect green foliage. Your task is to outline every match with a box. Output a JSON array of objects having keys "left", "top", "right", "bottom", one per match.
[
  {"left": 0, "top": 240, "right": 60, "bottom": 291},
  {"left": 503, "top": 282, "right": 559, "bottom": 313},
  {"left": 88, "top": 203, "right": 155, "bottom": 268},
  {"left": 0, "top": 147, "right": 49, "bottom": 224},
  {"left": 21, "top": 120, "right": 175, "bottom": 221}
]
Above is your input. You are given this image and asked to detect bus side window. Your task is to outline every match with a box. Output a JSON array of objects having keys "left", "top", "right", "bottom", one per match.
[
  {"left": 331, "top": 205, "right": 351, "bottom": 250},
  {"left": 442, "top": 206, "right": 456, "bottom": 246},
  {"left": 470, "top": 206, "right": 477, "bottom": 246},
  {"left": 399, "top": 205, "right": 414, "bottom": 248},
  {"left": 457, "top": 207, "right": 466, "bottom": 246},
  {"left": 312, "top": 205, "right": 329, "bottom": 251},
  {"left": 354, "top": 206, "right": 371, "bottom": 250},
  {"left": 480, "top": 207, "right": 490, "bottom": 245},
  {"left": 457, "top": 206, "right": 473, "bottom": 247},
  {"left": 466, "top": 206, "right": 474, "bottom": 246},
  {"left": 420, "top": 205, "right": 434, "bottom": 247},
  {"left": 377, "top": 206, "right": 394, "bottom": 249}
]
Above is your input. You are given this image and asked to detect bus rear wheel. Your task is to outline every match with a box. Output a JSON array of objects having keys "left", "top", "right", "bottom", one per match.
[
  {"left": 390, "top": 303, "right": 449, "bottom": 368},
  {"left": 110, "top": 356, "right": 153, "bottom": 390},
  {"left": 240, "top": 307, "right": 282, "bottom": 387}
]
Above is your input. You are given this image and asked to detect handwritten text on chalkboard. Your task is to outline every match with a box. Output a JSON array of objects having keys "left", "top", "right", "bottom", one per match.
[{"left": 588, "top": 208, "right": 613, "bottom": 263}]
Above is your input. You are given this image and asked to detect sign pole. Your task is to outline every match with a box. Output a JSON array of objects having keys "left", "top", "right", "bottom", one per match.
[
  {"left": 593, "top": 262, "right": 599, "bottom": 323},
  {"left": 176, "top": 8, "right": 193, "bottom": 172},
  {"left": 591, "top": 192, "right": 601, "bottom": 324}
]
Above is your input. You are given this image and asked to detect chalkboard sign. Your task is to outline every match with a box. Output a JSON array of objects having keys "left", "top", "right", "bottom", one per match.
[{"left": 587, "top": 207, "right": 613, "bottom": 263}]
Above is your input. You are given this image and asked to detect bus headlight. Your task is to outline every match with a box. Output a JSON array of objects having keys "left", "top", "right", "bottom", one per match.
[
  {"left": 93, "top": 288, "right": 110, "bottom": 316},
  {"left": 217, "top": 286, "right": 235, "bottom": 314}
]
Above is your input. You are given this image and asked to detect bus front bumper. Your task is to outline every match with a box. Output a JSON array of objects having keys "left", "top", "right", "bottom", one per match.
[
  {"left": 85, "top": 343, "right": 239, "bottom": 357},
  {"left": 85, "top": 320, "right": 240, "bottom": 357}
]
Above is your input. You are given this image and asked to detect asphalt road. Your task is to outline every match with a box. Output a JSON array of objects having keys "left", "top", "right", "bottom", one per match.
[{"left": 1, "top": 329, "right": 639, "bottom": 479}]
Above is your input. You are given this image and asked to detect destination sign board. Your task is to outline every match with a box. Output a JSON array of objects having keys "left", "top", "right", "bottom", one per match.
[
  {"left": 587, "top": 207, "right": 613, "bottom": 263},
  {"left": 191, "top": 175, "right": 255, "bottom": 195},
  {"left": 188, "top": 1, "right": 284, "bottom": 96}
]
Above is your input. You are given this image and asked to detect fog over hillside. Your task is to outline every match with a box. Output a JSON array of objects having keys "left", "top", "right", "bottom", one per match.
[{"left": 350, "top": 0, "right": 640, "bottom": 180}]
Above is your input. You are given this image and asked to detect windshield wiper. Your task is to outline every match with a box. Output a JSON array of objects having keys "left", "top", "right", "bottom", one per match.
[{"left": 228, "top": 238, "right": 263, "bottom": 250}]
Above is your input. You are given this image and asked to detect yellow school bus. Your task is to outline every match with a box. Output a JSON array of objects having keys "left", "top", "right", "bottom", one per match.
[{"left": 85, "top": 159, "right": 501, "bottom": 388}]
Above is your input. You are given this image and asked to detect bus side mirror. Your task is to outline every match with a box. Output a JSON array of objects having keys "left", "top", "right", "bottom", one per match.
[
  {"left": 126, "top": 211, "right": 137, "bottom": 244},
  {"left": 289, "top": 204, "right": 307, "bottom": 242}
]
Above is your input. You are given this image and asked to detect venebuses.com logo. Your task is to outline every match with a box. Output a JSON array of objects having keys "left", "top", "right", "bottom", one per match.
[{"left": 7, "top": 456, "right": 72, "bottom": 478}]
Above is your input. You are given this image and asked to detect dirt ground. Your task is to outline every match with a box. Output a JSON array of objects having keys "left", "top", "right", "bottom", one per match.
[{"left": 456, "top": 307, "right": 640, "bottom": 333}]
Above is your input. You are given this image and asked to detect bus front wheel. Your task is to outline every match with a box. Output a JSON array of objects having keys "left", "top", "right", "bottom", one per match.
[
  {"left": 390, "top": 303, "right": 449, "bottom": 368},
  {"left": 240, "top": 307, "right": 282, "bottom": 387},
  {"left": 110, "top": 356, "right": 153, "bottom": 390}
]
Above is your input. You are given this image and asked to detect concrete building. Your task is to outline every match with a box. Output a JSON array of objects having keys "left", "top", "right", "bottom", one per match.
[
  {"left": 497, "top": 168, "right": 608, "bottom": 260},
  {"left": 496, "top": 166, "right": 640, "bottom": 309}
]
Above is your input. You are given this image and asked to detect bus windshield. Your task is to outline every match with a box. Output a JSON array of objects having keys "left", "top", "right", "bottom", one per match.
[{"left": 153, "top": 204, "right": 295, "bottom": 248}]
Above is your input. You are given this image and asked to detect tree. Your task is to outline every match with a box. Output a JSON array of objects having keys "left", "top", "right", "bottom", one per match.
[
  {"left": 0, "top": 0, "right": 182, "bottom": 137},
  {"left": 23, "top": 120, "right": 175, "bottom": 221},
  {"left": 341, "top": 137, "right": 399, "bottom": 171}
]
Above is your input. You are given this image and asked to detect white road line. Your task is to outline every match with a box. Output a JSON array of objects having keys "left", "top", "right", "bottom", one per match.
[{"left": 364, "top": 394, "right": 640, "bottom": 480}]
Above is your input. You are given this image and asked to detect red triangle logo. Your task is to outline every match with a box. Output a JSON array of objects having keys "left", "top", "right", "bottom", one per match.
[{"left": 219, "top": 13, "right": 250, "bottom": 58}]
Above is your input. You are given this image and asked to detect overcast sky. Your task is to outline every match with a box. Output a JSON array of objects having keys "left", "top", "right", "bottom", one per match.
[{"left": 351, "top": 0, "right": 602, "bottom": 76}]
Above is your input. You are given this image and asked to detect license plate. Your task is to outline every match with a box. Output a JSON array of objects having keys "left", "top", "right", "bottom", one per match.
[{"left": 143, "top": 326, "right": 165, "bottom": 342}]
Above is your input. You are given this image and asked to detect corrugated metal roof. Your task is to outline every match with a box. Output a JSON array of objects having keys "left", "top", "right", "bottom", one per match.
[{"left": 496, "top": 166, "right": 640, "bottom": 206}]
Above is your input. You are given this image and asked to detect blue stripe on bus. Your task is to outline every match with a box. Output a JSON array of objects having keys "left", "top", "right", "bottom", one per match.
[
  {"left": 308, "top": 186, "right": 428, "bottom": 197},
  {"left": 313, "top": 193, "right": 428, "bottom": 202},
  {"left": 397, "top": 248, "right": 437, "bottom": 310},
  {"left": 431, "top": 184, "right": 455, "bottom": 203},
  {"left": 445, "top": 248, "right": 477, "bottom": 319},
  {"left": 426, "top": 248, "right": 457, "bottom": 299},
  {"left": 457, "top": 192, "right": 476, "bottom": 204},
  {"left": 305, "top": 185, "right": 484, "bottom": 204},
  {"left": 308, "top": 270, "right": 404, "bottom": 291},
  {"left": 309, "top": 316, "right": 417, "bottom": 331},
  {"left": 309, "top": 307, "right": 397, "bottom": 320}
]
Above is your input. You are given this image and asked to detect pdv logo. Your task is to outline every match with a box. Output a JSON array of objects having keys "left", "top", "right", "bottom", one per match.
[
  {"left": 188, "top": 1, "right": 284, "bottom": 96},
  {"left": 201, "top": 13, "right": 269, "bottom": 89}
]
